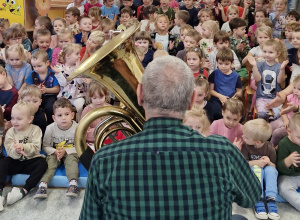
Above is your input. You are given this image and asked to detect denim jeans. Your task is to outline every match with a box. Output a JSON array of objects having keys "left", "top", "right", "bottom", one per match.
[{"left": 252, "top": 165, "right": 278, "bottom": 199}]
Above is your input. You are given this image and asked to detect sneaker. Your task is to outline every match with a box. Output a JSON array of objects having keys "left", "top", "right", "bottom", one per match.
[
  {"left": 0, "top": 195, "right": 5, "bottom": 212},
  {"left": 66, "top": 185, "right": 80, "bottom": 197},
  {"left": 267, "top": 202, "right": 280, "bottom": 220},
  {"left": 33, "top": 186, "right": 48, "bottom": 199},
  {"left": 254, "top": 201, "right": 268, "bottom": 219},
  {"left": 7, "top": 187, "right": 23, "bottom": 205}
]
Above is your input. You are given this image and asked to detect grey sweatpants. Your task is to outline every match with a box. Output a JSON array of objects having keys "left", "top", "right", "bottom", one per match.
[{"left": 278, "top": 175, "right": 300, "bottom": 211}]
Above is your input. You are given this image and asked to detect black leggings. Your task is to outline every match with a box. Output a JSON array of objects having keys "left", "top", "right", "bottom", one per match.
[{"left": 0, "top": 157, "right": 48, "bottom": 192}]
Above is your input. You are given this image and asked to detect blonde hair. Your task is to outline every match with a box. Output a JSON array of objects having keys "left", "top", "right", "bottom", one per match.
[
  {"left": 243, "top": 119, "right": 272, "bottom": 142},
  {"left": 89, "top": 30, "right": 105, "bottom": 47},
  {"left": 289, "top": 113, "right": 300, "bottom": 131},
  {"left": 154, "top": 14, "right": 169, "bottom": 29},
  {"left": 101, "top": 18, "right": 115, "bottom": 30},
  {"left": 183, "top": 105, "right": 210, "bottom": 137},
  {"left": 226, "top": 5, "right": 239, "bottom": 16},
  {"left": 195, "top": 75, "right": 209, "bottom": 92},
  {"left": 260, "top": 18, "right": 273, "bottom": 29},
  {"left": 57, "top": 28, "right": 74, "bottom": 42},
  {"left": 20, "top": 85, "right": 42, "bottom": 99},
  {"left": 202, "top": 20, "right": 219, "bottom": 36},
  {"left": 89, "top": 6, "right": 102, "bottom": 20},
  {"left": 262, "top": 39, "right": 287, "bottom": 63},
  {"left": 222, "top": 98, "right": 244, "bottom": 117},
  {"left": 58, "top": 43, "right": 82, "bottom": 64},
  {"left": 275, "top": 0, "right": 287, "bottom": 5},
  {"left": 256, "top": 26, "right": 273, "bottom": 40},
  {"left": 285, "top": 21, "right": 300, "bottom": 31},
  {"left": 87, "top": 80, "right": 110, "bottom": 104},
  {"left": 185, "top": 29, "right": 201, "bottom": 43},
  {"left": 180, "top": 24, "right": 193, "bottom": 33},
  {"left": 13, "top": 100, "right": 35, "bottom": 117},
  {"left": 125, "top": 17, "right": 139, "bottom": 29},
  {"left": 198, "top": 8, "right": 213, "bottom": 21},
  {"left": 5, "top": 44, "right": 27, "bottom": 61},
  {"left": 292, "top": 75, "right": 300, "bottom": 85},
  {"left": 3, "top": 27, "right": 22, "bottom": 42}
]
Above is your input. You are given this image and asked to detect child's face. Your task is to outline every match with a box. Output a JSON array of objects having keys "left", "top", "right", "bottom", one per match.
[
  {"left": 255, "top": 11, "right": 265, "bottom": 24},
  {"left": 156, "top": 17, "right": 169, "bottom": 32},
  {"left": 66, "top": 13, "right": 78, "bottom": 25},
  {"left": 35, "top": 20, "right": 43, "bottom": 30},
  {"left": 221, "top": 0, "right": 230, "bottom": 7},
  {"left": 8, "top": 36, "right": 22, "bottom": 45},
  {"left": 122, "top": 0, "right": 133, "bottom": 7},
  {"left": 31, "top": 58, "right": 49, "bottom": 75},
  {"left": 256, "top": 32, "right": 270, "bottom": 45},
  {"left": 186, "top": 51, "right": 201, "bottom": 72},
  {"left": 80, "top": 18, "right": 92, "bottom": 32},
  {"left": 199, "top": 12, "right": 212, "bottom": 24},
  {"left": 52, "top": 107, "right": 74, "bottom": 130},
  {"left": 288, "top": 125, "right": 300, "bottom": 146},
  {"left": 102, "top": 26, "right": 112, "bottom": 40},
  {"left": 135, "top": 39, "right": 149, "bottom": 54},
  {"left": 242, "top": 131, "right": 257, "bottom": 146},
  {"left": 292, "top": 32, "right": 300, "bottom": 49},
  {"left": 160, "top": 0, "right": 170, "bottom": 7},
  {"left": 227, "top": 11, "right": 238, "bottom": 21},
  {"left": 204, "top": 0, "right": 214, "bottom": 6},
  {"left": 121, "top": 13, "right": 131, "bottom": 24},
  {"left": 262, "top": 45, "right": 278, "bottom": 63},
  {"left": 36, "top": 35, "right": 51, "bottom": 51},
  {"left": 230, "top": 0, "right": 240, "bottom": 5},
  {"left": 275, "top": 0, "right": 286, "bottom": 12},
  {"left": 11, "top": 108, "right": 33, "bottom": 132},
  {"left": 58, "top": 35, "right": 73, "bottom": 48},
  {"left": 183, "top": 36, "right": 198, "bottom": 49},
  {"left": 234, "top": 26, "right": 246, "bottom": 38},
  {"left": 254, "top": 0, "right": 263, "bottom": 9},
  {"left": 91, "top": 91, "right": 106, "bottom": 108},
  {"left": 105, "top": 0, "right": 115, "bottom": 7},
  {"left": 183, "top": 116, "right": 203, "bottom": 133},
  {"left": 7, "top": 51, "right": 23, "bottom": 69},
  {"left": 285, "top": 28, "right": 293, "bottom": 39},
  {"left": 87, "top": 37, "right": 101, "bottom": 53},
  {"left": 222, "top": 109, "right": 241, "bottom": 129},
  {"left": 201, "top": 24, "right": 212, "bottom": 39},
  {"left": 180, "top": 29, "right": 189, "bottom": 42},
  {"left": 285, "top": 15, "right": 297, "bottom": 24},
  {"left": 66, "top": 50, "right": 81, "bottom": 65},
  {"left": 217, "top": 59, "right": 232, "bottom": 74},
  {"left": 143, "top": 0, "right": 152, "bottom": 6},
  {"left": 215, "top": 40, "right": 229, "bottom": 50},
  {"left": 0, "top": 21, "right": 10, "bottom": 34},
  {"left": 293, "top": 82, "right": 300, "bottom": 99},
  {"left": 183, "top": 0, "right": 194, "bottom": 8},
  {"left": 22, "top": 95, "right": 42, "bottom": 113},
  {"left": 53, "top": 20, "right": 65, "bottom": 34},
  {"left": 194, "top": 85, "right": 207, "bottom": 105}
]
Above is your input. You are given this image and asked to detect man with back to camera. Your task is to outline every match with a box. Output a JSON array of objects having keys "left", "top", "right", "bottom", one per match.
[{"left": 79, "top": 56, "right": 261, "bottom": 220}]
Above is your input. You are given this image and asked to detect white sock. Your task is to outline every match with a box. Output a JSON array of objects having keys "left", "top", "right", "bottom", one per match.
[
  {"left": 39, "top": 182, "right": 48, "bottom": 188},
  {"left": 69, "top": 179, "right": 77, "bottom": 186},
  {"left": 7, "top": 187, "right": 23, "bottom": 205},
  {"left": 0, "top": 195, "right": 4, "bottom": 212}
]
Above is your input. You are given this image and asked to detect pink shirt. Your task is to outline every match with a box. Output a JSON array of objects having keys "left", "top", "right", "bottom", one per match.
[
  {"left": 51, "top": 47, "right": 62, "bottom": 66},
  {"left": 210, "top": 119, "right": 243, "bottom": 143},
  {"left": 287, "top": 94, "right": 300, "bottom": 119}
]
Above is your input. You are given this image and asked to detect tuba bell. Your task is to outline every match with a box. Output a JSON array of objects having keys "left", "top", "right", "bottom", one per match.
[{"left": 68, "top": 24, "right": 145, "bottom": 170}]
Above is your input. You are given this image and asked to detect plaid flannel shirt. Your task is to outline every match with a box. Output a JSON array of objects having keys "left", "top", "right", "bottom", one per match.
[{"left": 80, "top": 117, "right": 261, "bottom": 220}]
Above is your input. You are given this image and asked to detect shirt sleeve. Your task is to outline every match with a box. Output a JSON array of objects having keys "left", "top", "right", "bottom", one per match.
[
  {"left": 209, "top": 120, "right": 218, "bottom": 135},
  {"left": 25, "top": 72, "right": 34, "bottom": 85},
  {"left": 43, "top": 124, "right": 56, "bottom": 155},
  {"left": 277, "top": 139, "right": 294, "bottom": 175},
  {"left": 25, "top": 64, "right": 32, "bottom": 78},
  {"left": 52, "top": 75, "right": 59, "bottom": 87},
  {"left": 208, "top": 71, "right": 216, "bottom": 84},
  {"left": 235, "top": 75, "right": 242, "bottom": 89},
  {"left": 114, "top": 5, "right": 120, "bottom": 15}
]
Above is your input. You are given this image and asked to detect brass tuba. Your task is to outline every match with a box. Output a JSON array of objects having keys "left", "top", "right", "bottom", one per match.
[{"left": 68, "top": 24, "right": 145, "bottom": 169}]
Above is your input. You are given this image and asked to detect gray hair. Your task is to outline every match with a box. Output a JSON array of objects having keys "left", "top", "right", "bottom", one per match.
[{"left": 142, "top": 56, "right": 194, "bottom": 117}]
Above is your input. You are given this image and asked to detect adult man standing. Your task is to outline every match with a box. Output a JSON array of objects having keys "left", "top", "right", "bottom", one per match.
[{"left": 80, "top": 56, "right": 261, "bottom": 219}]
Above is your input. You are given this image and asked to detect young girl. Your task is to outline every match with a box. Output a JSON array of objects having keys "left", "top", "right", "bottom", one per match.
[
  {"left": 183, "top": 105, "right": 210, "bottom": 137},
  {"left": 54, "top": 43, "right": 86, "bottom": 119},
  {"left": 194, "top": 8, "right": 214, "bottom": 37},
  {"left": 10, "top": 23, "right": 32, "bottom": 52},
  {"left": 185, "top": 47, "right": 208, "bottom": 78},
  {"left": 80, "top": 30, "right": 105, "bottom": 62},
  {"left": 50, "top": 18, "right": 67, "bottom": 49},
  {"left": 5, "top": 44, "right": 32, "bottom": 90},
  {"left": 134, "top": 31, "right": 154, "bottom": 68},
  {"left": 200, "top": 20, "right": 219, "bottom": 59},
  {"left": 270, "top": 75, "right": 300, "bottom": 146},
  {"left": 100, "top": 18, "right": 115, "bottom": 44},
  {"left": 151, "top": 14, "right": 175, "bottom": 54},
  {"left": 140, "top": 6, "right": 158, "bottom": 34},
  {"left": 248, "top": 8, "right": 267, "bottom": 47},
  {"left": 210, "top": 97, "right": 244, "bottom": 144},
  {"left": 269, "top": 0, "right": 287, "bottom": 39},
  {"left": 221, "top": 5, "right": 239, "bottom": 34},
  {"left": 89, "top": 6, "right": 102, "bottom": 30},
  {"left": 51, "top": 29, "right": 74, "bottom": 66},
  {"left": 248, "top": 39, "right": 288, "bottom": 120}
]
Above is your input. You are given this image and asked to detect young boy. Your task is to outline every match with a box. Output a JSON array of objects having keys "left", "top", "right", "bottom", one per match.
[
  {"left": 283, "top": 22, "right": 300, "bottom": 50},
  {"left": 74, "top": 15, "right": 92, "bottom": 47},
  {"left": 175, "top": 23, "right": 193, "bottom": 53},
  {"left": 171, "top": 10, "right": 190, "bottom": 44},
  {"left": 101, "top": 0, "right": 120, "bottom": 24},
  {"left": 229, "top": 17, "right": 250, "bottom": 65},
  {"left": 120, "top": 0, "right": 137, "bottom": 17},
  {"left": 176, "top": 29, "right": 200, "bottom": 60},
  {"left": 0, "top": 101, "right": 47, "bottom": 211},
  {"left": 34, "top": 98, "right": 80, "bottom": 199},
  {"left": 20, "top": 85, "right": 47, "bottom": 136},
  {"left": 208, "top": 30, "right": 241, "bottom": 74},
  {"left": 33, "top": 16, "right": 53, "bottom": 50},
  {"left": 31, "top": 29, "right": 53, "bottom": 62},
  {"left": 158, "top": 0, "right": 175, "bottom": 28},
  {"left": 277, "top": 113, "right": 300, "bottom": 212},
  {"left": 242, "top": 119, "right": 280, "bottom": 220},
  {"left": 179, "top": 0, "right": 198, "bottom": 27},
  {"left": 22, "top": 50, "right": 60, "bottom": 124},
  {"left": 66, "top": 7, "right": 81, "bottom": 36},
  {"left": 117, "top": 7, "right": 133, "bottom": 31},
  {"left": 208, "top": 48, "right": 242, "bottom": 120},
  {"left": 0, "top": 66, "right": 18, "bottom": 121},
  {"left": 280, "top": 10, "right": 300, "bottom": 40},
  {"left": 101, "top": 18, "right": 115, "bottom": 43}
]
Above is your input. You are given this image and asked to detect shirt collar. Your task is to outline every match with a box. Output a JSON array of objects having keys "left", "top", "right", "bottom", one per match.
[{"left": 143, "top": 117, "right": 183, "bottom": 130}]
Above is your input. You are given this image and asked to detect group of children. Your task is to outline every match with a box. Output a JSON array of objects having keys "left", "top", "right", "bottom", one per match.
[{"left": 0, "top": 0, "right": 300, "bottom": 218}]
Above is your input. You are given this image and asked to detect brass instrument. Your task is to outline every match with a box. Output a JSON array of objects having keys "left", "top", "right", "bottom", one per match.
[{"left": 68, "top": 24, "right": 145, "bottom": 169}]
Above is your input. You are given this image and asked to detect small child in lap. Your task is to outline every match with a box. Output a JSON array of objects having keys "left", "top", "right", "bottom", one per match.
[
  {"left": 34, "top": 98, "right": 80, "bottom": 199},
  {"left": 242, "top": 119, "right": 280, "bottom": 220},
  {"left": 277, "top": 113, "right": 300, "bottom": 211},
  {"left": 0, "top": 101, "right": 47, "bottom": 211}
]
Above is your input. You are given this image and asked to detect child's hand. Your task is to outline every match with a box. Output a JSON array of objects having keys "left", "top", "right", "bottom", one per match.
[
  {"left": 218, "top": 3, "right": 224, "bottom": 10},
  {"left": 40, "top": 85, "right": 47, "bottom": 94},
  {"left": 256, "top": 159, "right": 267, "bottom": 168},
  {"left": 56, "top": 147, "right": 66, "bottom": 161},
  {"left": 237, "top": 42, "right": 246, "bottom": 52},
  {"left": 233, "top": 137, "right": 243, "bottom": 151},
  {"left": 13, "top": 141, "right": 27, "bottom": 157},
  {"left": 219, "top": 94, "right": 229, "bottom": 105},
  {"left": 51, "top": 65, "right": 60, "bottom": 73},
  {"left": 1, "top": 104, "right": 6, "bottom": 113},
  {"left": 174, "top": 6, "right": 179, "bottom": 13},
  {"left": 169, "top": 41, "right": 175, "bottom": 50},
  {"left": 248, "top": 56, "right": 257, "bottom": 66},
  {"left": 152, "top": 40, "right": 157, "bottom": 49},
  {"left": 280, "top": 102, "right": 298, "bottom": 115},
  {"left": 286, "top": 151, "right": 300, "bottom": 167},
  {"left": 261, "top": 156, "right": 270, "bottom": 165},
  {"left": 82, "top": 32, "right": 88, "bottom": 44},
  {"left": 248, "top": 27, "right": 254, "bottom": 36},
  {"left": 280, "top": 60, "right": 289, "bottom": 70}
]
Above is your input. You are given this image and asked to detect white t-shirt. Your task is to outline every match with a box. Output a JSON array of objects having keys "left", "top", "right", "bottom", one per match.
[
  {"left": 155, "top": 33, "right": 169, "bottom": 52},
  {"left": 221, "top": 22, "right": 231, "bottom": 33}
]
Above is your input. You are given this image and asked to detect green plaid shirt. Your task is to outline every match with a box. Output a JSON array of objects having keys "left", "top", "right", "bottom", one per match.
[{"left": 80, "top": 117, "right": 261, "bottom": 220}]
